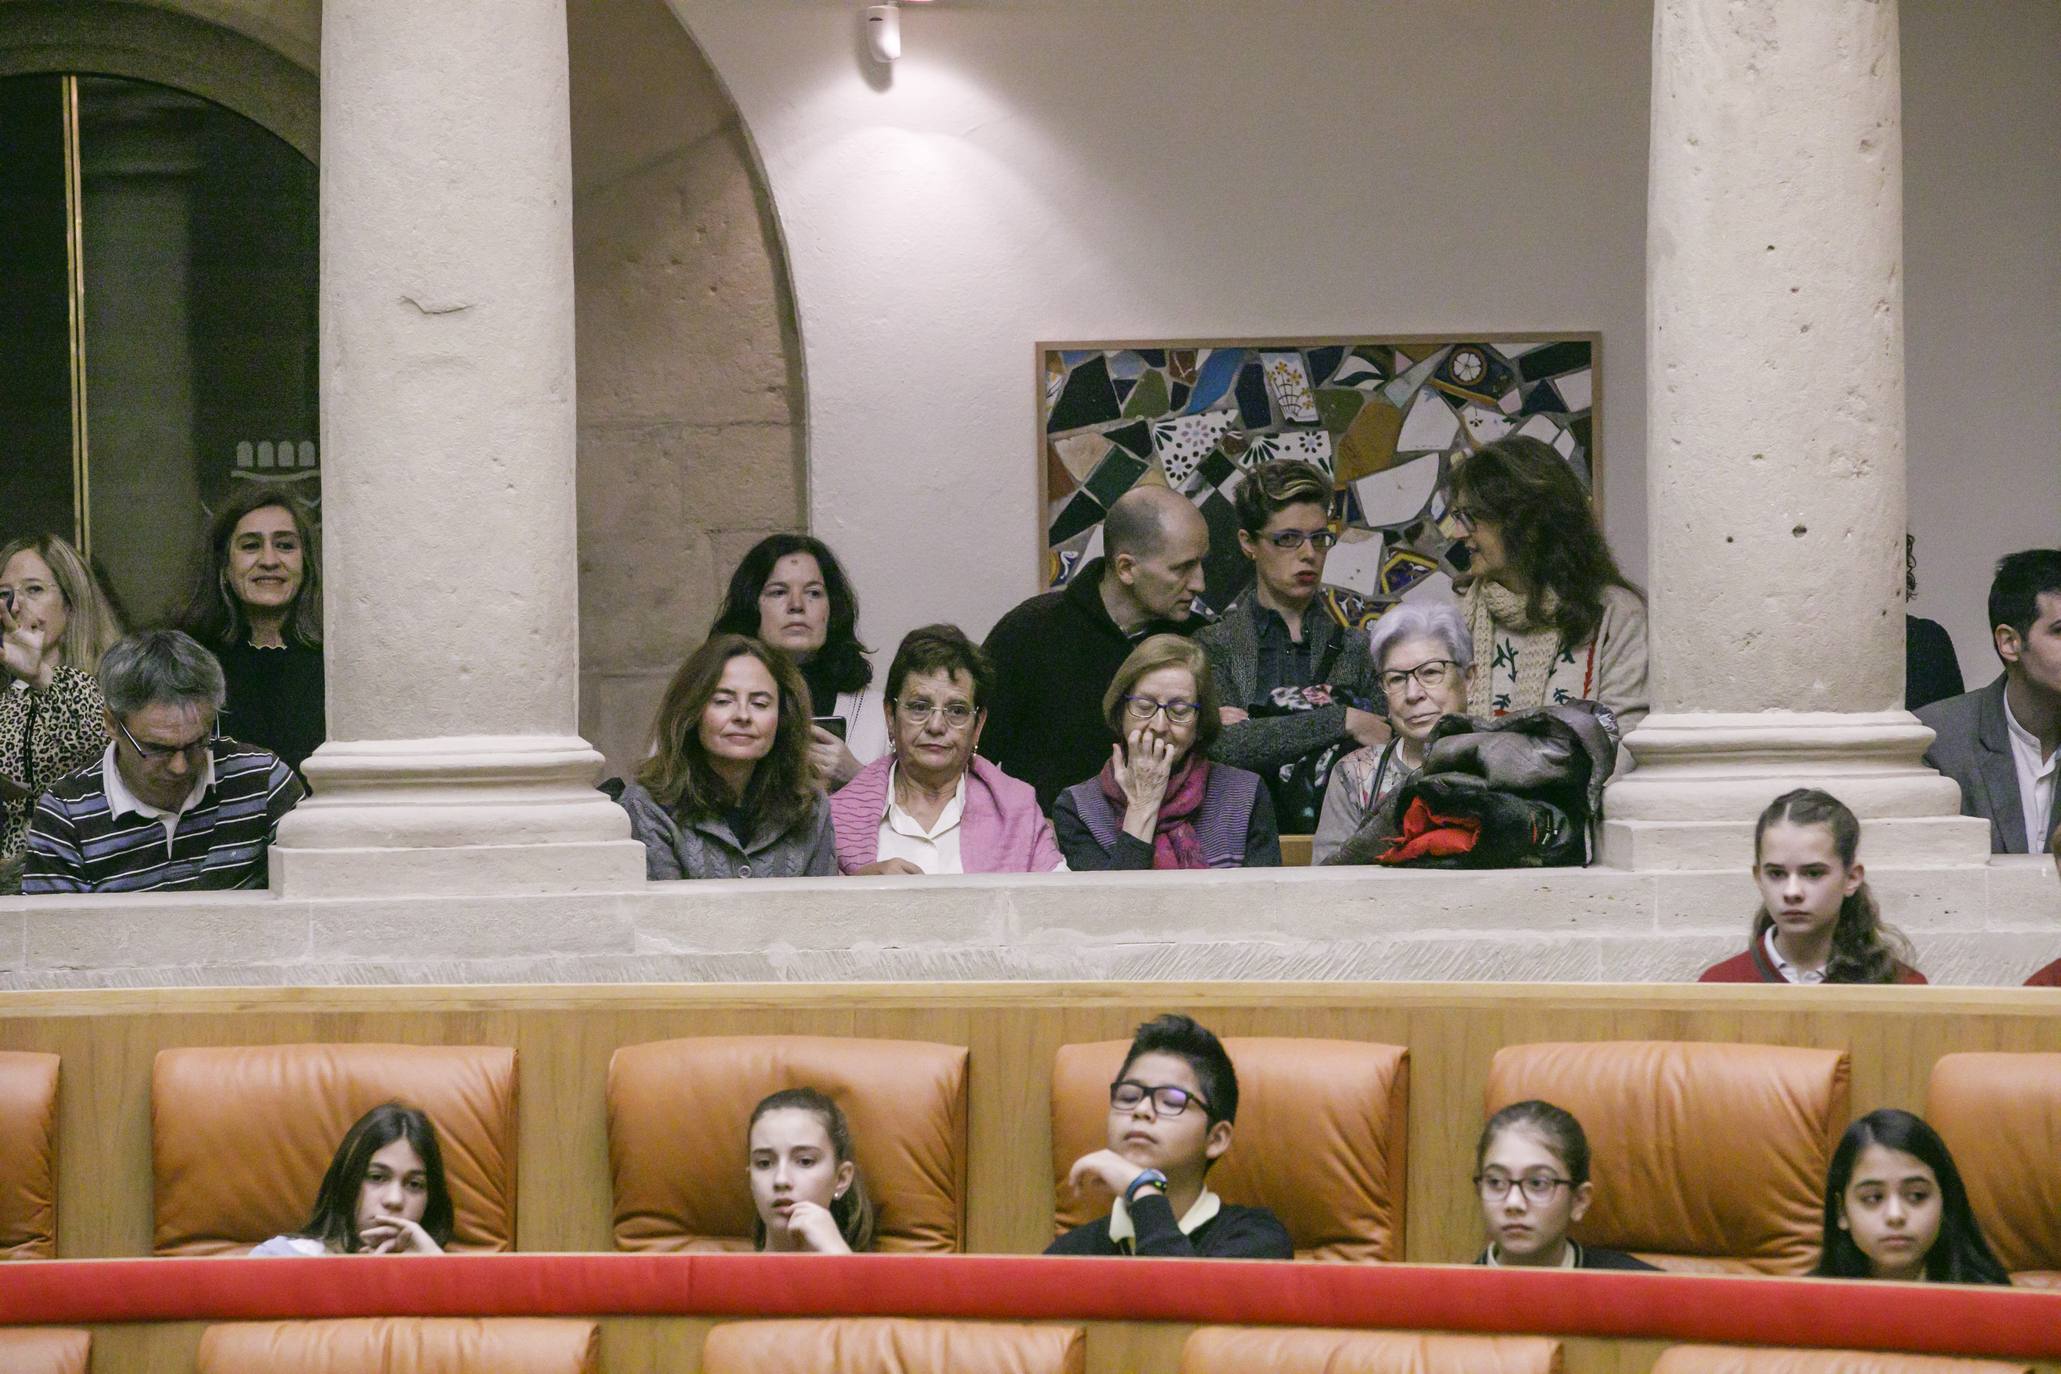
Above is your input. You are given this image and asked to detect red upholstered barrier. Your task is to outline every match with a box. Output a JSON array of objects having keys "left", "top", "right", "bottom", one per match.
[{"left": 0, "top": 1255, "right": 2056, "bottom": 1361}]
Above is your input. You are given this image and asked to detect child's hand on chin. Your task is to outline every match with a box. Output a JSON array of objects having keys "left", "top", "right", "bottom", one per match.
[{"left": 1066, "top": 1148, "right": 1148, "bottom": 1199}]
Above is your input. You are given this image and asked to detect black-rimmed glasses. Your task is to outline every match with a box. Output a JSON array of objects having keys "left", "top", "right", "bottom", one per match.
[
  {"left": 1121, "top": 696, "right": 1199, "bottom": 725},
  {"left": 1377, "top": 659, "right": 1461, "bottom": 694},
  {"left": 1261, "top": 528, "right": 1338, "bottom": 552},
  {"left": 1110, "top": 1079, "right": 1212, "bottom": 1118},
  {"left": 1475, "top": 1173, "right": 1574, "bottom": 1203}
]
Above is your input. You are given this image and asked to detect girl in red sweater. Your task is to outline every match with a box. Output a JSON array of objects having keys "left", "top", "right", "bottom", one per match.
[{"left": 1699, "top": 788, "right": 1926, "bottom": 985}]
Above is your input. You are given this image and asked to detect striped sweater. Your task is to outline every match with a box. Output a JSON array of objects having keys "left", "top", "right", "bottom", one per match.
[{"left": 21, "top": 739, "right": 305, "bottom": 894}]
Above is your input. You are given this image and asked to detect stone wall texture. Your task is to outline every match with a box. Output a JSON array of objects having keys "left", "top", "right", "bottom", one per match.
[{"left": 568, "top": 0, "right": 805, "bottom": 780}]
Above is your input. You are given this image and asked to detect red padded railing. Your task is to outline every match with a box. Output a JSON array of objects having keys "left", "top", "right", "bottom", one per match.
[{"left": 1, "top": 1254, "right": 2054, "bottom": 1359}]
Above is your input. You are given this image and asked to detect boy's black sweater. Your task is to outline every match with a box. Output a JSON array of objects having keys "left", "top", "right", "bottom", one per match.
[{"left": 1043, "top": 1191, "right": 1294, "bottom": 1259}]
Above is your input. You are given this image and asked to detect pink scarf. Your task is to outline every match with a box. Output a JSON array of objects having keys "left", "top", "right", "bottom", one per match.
[{"left": 1098, "top": 755, "right": 1212, "bottom": 870}]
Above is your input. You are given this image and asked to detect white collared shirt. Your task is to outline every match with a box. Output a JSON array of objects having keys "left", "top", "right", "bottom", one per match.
[
  {"left": 1107, "top": 1185, "right": 1222, "bottom": 1251},
  {"left": 1485, "top": 1240, "right": 1580, "bottom": 1269},
  {"left": 1764, "top": 924, "right": 1827, "bottom": 985},
  {"left": 100, "top": 742, "right": 213, "bottom": 856},
  {"left": 875, "top": 763, "right": 967, "bottom": 875},
  {"left": 2003, "top": 692, "right": 2059, "bottom": 854}
]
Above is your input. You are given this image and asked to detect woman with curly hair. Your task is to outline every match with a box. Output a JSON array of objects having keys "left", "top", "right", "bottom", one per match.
[{"left": 1445, "top": 436, "right": 1647, "bottom": 732}]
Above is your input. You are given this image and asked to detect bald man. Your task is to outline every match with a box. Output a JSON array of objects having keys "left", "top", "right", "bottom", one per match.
[{"left": 981, "top": 487, "right": 1212, "bottom": 811}]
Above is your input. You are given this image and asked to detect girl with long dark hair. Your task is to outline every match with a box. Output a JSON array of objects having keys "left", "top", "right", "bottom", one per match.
[
  {"left": 1700, "top": 788, "right": 1925, "bottom": 984},
  {"left": 250, "top": 1103, "right": 453, "bottom": 1256},
  {"left": 1814, "top": 1108, "right": 2009, "bottom": 1284},
  {"left": 711, "top": 534, "right": 880, "bottom": 788}
]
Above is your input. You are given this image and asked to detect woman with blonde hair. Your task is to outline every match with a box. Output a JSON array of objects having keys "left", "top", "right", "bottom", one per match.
[
  {"left": 0, "top": 534, "right": 123, "bottom": 889},
  {"left": 1053, "top": 634, "right": 1279, "bottom": 870},
  {"left": 615, "top": 634, "right": 835, "bottom": 879}
]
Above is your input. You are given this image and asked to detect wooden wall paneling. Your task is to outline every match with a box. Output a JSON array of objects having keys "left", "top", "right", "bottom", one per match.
[{"left": 3, "top": 985, "right": 2059, "bottom": 1267}]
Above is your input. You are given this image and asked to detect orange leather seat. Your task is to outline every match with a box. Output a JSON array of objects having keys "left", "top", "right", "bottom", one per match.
[
  {"left": 1485, "top": 1041, "right": 1850, "bottom": 1273},
  {"left": 702, "top": 1317, "right": 1084, "bottom": 1374},
  {"left": 1182, "top": 1327, "right": 1561, "bottom": 1374},
  {"left": 607, "top": 1035, "right": 968, "bottom": 1252},
  {"left": 0, "top": 1050, "right": 60, "bottom": 1259},
  {"left": 152, "top": 1043, "right": 518, "bottom": 1256},
  {"left": 1651, "top": 1345, "right": 2027, "bottom": 1374},
  {"left": 198, "top": 1318, "right": 598, "bottom": 1373},
  {"left": 1926, "top": 1052, "right": 2061, "bottom": 1286},
  {"left": 1051, "top": 1037, "right": 1409, "bottom": 1261},
  {"left": 0, "top": 1329, "right": 89, "bottom": 1374}
]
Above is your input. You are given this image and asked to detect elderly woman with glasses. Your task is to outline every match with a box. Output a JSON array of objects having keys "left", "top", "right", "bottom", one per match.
[
  {"left": 1053, "top": 634, "right": 1280, "bottom": 871},
  {"left": 828, "top": 624, "right": 1064, "bottom": 874},
  {"left": 1313, "top": 602, "right": 1476, "bottom": 863}
]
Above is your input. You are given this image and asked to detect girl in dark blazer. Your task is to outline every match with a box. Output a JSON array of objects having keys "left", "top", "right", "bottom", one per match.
[{"left": 1471, "top": 1099, "right": 1656, "bottom": 1271}]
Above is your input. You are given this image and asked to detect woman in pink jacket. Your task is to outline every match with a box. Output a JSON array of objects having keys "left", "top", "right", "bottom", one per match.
[{"left": 829, "top": 624, "right": 1065, "bottom": 875}]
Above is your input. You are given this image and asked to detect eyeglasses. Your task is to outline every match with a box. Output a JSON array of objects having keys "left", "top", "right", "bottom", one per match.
[
  {"left": 894, "top": 697, "right": 977, "bottom": 729},
  {"left": 1377, "top": 659, "right": 1462, "bottom": 694},
  {"left": 1122, "top": 696, "right": 1200, "bottom": 725},
  {"left": 1110, "top": 1079, "right": 1213, "bottom": 1118},
  {"left": 1475, "top": 1173, "right": 1574, "bottom": 1203},
  {"left": 1261, "top": 528, "right": 1338, "bottom": 552},
  {"left": 112, "top": 714, "right": 215, "bottom": 763},
  {"left": 1448, "top": 505, "right": 1479, "bottom": 533}
]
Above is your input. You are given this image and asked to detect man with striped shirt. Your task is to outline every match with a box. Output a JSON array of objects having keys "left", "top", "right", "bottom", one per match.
[{"left": 22, "top": 629, "right": 304, "bottom": 895}]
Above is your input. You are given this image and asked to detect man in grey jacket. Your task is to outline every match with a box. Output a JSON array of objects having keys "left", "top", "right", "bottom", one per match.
[
  {"left": 1197, "top": 461, "right": 1389, "bottom": 814},
  {"left": 1917, "top": 549, "right": 2061, "bottom": 853}
]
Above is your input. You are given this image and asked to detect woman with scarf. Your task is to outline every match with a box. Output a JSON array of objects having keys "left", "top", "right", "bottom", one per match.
[
  {"left": 1053, "top": 634, "right": 1280, "bottom": 870},
  {"left": 1446, "top": 436, "right": 1648, "bottom": 735}
]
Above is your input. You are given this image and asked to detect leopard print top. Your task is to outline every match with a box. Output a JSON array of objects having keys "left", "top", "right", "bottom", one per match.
[{"left": 2, "top": 666, "right": 111, "bottom": 869}]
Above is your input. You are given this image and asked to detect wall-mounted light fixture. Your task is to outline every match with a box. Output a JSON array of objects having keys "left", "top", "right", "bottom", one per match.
[{"left": 865, "top": 0, "right": 937, "bottom": 65}]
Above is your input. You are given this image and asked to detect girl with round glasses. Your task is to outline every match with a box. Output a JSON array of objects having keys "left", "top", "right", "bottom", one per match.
[
  {"left": 1053, "top": 635, "right": 1279, "bottom": 870},
  {"left": 1472, "top": 1100, "right": 1656, "bottom": 1270}
]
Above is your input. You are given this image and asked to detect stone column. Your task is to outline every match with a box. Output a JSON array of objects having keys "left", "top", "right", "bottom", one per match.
[
  {"left": 1601, "top": 0, "right": 1988, "bottom": 868},
  {"left": 272, "top": 0, "right": 643, "bottom": 894}
]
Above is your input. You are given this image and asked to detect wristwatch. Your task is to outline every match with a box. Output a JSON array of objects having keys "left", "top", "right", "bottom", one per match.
[{"left": 1123, "top": 1168, "right": 1169, "bottom": 1206}]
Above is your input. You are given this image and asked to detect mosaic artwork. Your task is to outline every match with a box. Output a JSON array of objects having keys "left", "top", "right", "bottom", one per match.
[{"left": 1040, "top": 338, "right": 1599, "bottom": 627}]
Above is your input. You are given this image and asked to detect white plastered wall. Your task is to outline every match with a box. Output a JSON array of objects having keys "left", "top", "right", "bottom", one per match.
[{"left": 664, "top": 0, "right": 2058, "bottom": 686}]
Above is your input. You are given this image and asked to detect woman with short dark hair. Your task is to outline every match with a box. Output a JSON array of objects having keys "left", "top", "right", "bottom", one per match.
[
  {"left": 711, "top": 534, "right": 881, "bottom": 788},
  {"left": 176, "top": 488, "right": 326, "bottom": 774},
  {"left": 829, "top": 624, "right": 1062, "bottom": 875},
  {"left": 616, "top": 634, "right": 833, "bottom": 879},
  {"left": 1053, "top": 634, "right": 1279, "bottom": 870},
  {"left": 1445, "top": 437, "right": 1647, "bottom": 731}
]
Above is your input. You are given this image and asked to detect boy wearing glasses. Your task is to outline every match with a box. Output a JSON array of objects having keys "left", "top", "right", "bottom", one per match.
[
  {"left": 22, "top": 630, "right": 303, "bottom": 894},
  {"left": 1045, "top": 1013, "right": 1292, "bottom": 1259},
  {"left": 1197, "top": 459, "right": 1389, "bottom": 827}
]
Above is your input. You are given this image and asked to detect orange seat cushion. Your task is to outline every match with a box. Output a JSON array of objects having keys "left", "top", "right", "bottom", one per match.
[
  {"left": 0, "top": 1329, "right": 89, "bottom": 1374},
  {"left": 702, "top": 1318, "right": 1084, "bottom": 1374},
  {"left": 1051, "top": 1037, "right": 1408, "bottom": 1261},
  {"left": 198, "top": 1318, "right": 597, "bottom": 1374},
  {"left": 0, "top": 1051, "right": 60, "bottom": 1259},
  {"left": 1926, "top": 1051, "right": 2061, "bottom": 1281},
  {"left": 1182, "top": 1328, "right": 1562, "bottom": 1374},
  {"left": 608, "top": 1035, "right": 968, "bottom": 1252},
  {"left": 1652, "top": 1345, "right": 2028, "bottom": 1374},
  {"left": 1485, "top": 1041, "right": 1850, "bottom": 1273},
  {"left": 152, "top": 1044, "right": 517, "bottom": 1256}
]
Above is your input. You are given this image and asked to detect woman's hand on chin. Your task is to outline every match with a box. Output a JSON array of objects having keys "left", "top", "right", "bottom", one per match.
[
  {"left": 357, "top": 1218, "right": 443, "bottom": 1255},
  {"left": 782, "top": 1200, "right": 852, "bottom": 1254}
]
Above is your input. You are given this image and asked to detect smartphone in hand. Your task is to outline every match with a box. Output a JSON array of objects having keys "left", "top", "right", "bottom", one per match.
[{"left": 812, "top": 715, "right": 849, "bottom": 741}]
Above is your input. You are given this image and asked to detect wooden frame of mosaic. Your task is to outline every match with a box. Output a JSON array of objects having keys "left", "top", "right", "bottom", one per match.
[{"left": 1036, "top": 334, "right": 1603, "bottom": 628}]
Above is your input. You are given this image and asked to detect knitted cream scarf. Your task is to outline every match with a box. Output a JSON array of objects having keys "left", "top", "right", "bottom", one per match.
[{"left": 1466, "top": 578, "right": 1561, "bottom": 717}]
